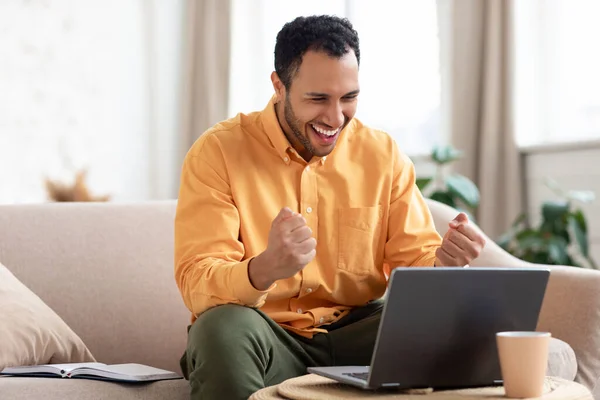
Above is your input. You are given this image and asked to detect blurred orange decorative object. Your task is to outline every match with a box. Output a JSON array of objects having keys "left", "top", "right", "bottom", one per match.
[{"left": 44, "top": 170, "right": 110, "bottom": 202}]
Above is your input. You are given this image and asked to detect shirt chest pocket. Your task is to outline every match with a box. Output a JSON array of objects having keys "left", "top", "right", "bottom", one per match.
[{"left": 338, "top": 206, "right": 384, "bottom": 275}]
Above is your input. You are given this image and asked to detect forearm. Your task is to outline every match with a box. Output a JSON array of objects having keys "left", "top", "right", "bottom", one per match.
[{"left": 248, "top": 252, "right": 277, "bottom": 291}]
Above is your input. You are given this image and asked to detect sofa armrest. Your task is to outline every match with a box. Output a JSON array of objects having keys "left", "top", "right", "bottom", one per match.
[{"left": 535, "top": 266, "right": 600, "bottom": 394}]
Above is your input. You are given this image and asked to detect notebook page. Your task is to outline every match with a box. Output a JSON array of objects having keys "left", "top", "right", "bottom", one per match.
[
  {"left": 69, "top": 363, "right": 180, "bottom": 380},
  {"left": 49, "top": 363, "right": 107, "bottom": 373}
]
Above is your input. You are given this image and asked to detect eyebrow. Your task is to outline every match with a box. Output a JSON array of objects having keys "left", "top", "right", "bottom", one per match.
[{"left": 304, "top": 90, "right": 360, "bottom": 98}]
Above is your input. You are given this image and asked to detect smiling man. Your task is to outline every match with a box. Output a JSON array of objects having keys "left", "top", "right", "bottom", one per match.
[
  {"left": 274, "top": 49, "right": 359, "bottom": 161},
  {"left": 175, "top": 15, "right": 486, "bottom": 400}
]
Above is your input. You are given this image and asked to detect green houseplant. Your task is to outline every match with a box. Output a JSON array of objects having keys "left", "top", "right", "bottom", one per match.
[
  {"left": 415, "top": 145, "right": 480, "bottom": 221},
  {"left": 497, "top": 178, "right": 597, "bottom": 269}
]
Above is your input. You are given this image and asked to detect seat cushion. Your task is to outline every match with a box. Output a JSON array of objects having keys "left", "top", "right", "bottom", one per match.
[
  {"left": 0, "top": 376, "right": 189, "bottom": 400},
  {"left": 0, "top": 339, "right": 572, "bottom": 400},
  {"left": 547, "top": 337, "right": 578, "bottom": 381}
]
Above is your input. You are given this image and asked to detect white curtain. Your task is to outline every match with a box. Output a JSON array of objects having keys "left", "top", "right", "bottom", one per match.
[
  {"left": 445, "top": 0, "right": 522, "bottom": 239},
  {"left": 179, "top": 0, "right": 232, "bottom": 165}
]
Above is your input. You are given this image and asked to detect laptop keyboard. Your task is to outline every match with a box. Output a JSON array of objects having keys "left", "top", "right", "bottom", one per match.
[{"left": 343, "top": 372, "right": 369, "bottom": 381}]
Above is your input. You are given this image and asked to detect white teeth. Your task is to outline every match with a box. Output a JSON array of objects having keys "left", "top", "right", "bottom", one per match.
[{"left": 311, "top": 124, "right": 339, "bottom": 136}]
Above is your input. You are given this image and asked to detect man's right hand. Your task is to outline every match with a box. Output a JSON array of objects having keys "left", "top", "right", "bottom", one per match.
[{"left": 248, "top": 207, "right": 316, "bottom": 290}]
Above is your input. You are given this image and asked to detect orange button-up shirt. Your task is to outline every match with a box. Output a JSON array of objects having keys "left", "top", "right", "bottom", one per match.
[{"left": 174, "top": 97, "right": 442, "bottom": 338}]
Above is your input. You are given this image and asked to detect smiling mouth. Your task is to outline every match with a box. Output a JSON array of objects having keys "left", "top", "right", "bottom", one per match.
[
  {"left": 310, "top": 124, "right": 341, "bottom": 137},
  {"left": 309, "top": 123, "right": 341, "bottom": 146}
]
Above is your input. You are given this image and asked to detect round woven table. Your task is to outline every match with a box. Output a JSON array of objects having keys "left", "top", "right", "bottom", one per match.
[{"left": 249, "top": 374, "right": 593, "bottom": 400}]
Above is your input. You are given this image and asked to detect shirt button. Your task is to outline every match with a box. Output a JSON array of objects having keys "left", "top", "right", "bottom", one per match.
[
  {"left": 319, "top": 317, "right": 325, "bottom": 323},
  {"left": 297, "top": 308, "right": 303, "bottom": 314},
  {"left": 306, "top": 207, "right": 312, "bottom": 213},
  {"left": 305, "top": 288, "right": 312, "bottom": 293},
  {"left": 283, "top": 157, "right": 289, "bottom": 162},
  {"left": 305, "top": 165, "right": 310, "bottom": 171}
]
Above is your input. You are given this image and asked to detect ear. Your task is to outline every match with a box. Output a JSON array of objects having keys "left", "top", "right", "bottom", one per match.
[{"left": 271, "top": 71, "right": 285, "bottom": 102}]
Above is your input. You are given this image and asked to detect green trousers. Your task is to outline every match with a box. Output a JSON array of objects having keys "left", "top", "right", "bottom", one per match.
[{"left": 179, "top": 300, "right": 384, "bottom": 400}]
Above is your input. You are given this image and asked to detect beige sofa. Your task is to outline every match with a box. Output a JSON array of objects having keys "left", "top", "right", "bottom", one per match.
[{"left": 0, "top": 199, "right": 599, "bottom": 399}]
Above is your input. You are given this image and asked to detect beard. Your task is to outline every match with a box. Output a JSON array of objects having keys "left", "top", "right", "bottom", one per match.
[{"left": 283, "top": 96, "right": 319, "bottom": 156}]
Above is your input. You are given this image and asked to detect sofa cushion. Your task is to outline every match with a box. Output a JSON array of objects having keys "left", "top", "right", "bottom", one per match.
[
  {"left": 547, "top": 337, "right": 578, "bottom": 381},
  {"left": 0, "top": 376, "right": 189, "bottom": 399},
  {"left": 0, "top": 202, "right": 190, "bottom": 374},
  {"left": 0, "top": 261, "right": 95, "bottom": 369}
]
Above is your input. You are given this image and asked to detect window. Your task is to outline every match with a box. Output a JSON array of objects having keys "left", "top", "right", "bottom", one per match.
[
  {"left": 229, "top": 0, "right": 443, "bottom": 156},
  {"left": 0, "top": 0, "right": 183, "bottom": 204},
  {"left": 347, "top": 1, "right": 442, "bottom": 156},
  {"left": 229, "top": 0, "right": 346, "bottom": 116},
  {"left": 513, "top": 0, "right": 600, "bottom": 147}
]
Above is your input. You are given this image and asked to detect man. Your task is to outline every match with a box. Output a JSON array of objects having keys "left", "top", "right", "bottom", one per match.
[{"left": 174, "top": 15, "right": 486, "bottom": 400}]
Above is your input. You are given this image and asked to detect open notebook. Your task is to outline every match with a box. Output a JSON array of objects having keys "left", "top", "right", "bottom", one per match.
[{"left": 0, "top": 362, "right": 182, "bottom": 383}]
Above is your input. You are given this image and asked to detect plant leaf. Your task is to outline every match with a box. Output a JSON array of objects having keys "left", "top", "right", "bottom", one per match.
[
  {"left": 431, "top": 145, "right": 463, "bottom": 165},
  {"left": 535, "top": 252, "right": 553, "bottom": 264},
  {"left": 547, "top": 236, "right": 570, "bottom": 265},
  {"left": 567, "top": 190, "right": 595, "bottom": 203},
  {"left": 515, "top": 230, "right": 545, "bottom": 251},
  {"left": 564, "top": 255, "right": 578, "bottom": 268},
  {"left": 568, "top": 214, "right": 589, "bottom": 257},
  {"left": 446, "top": 174, "right": 480, "bottom": 208},
  {"left": 496, "top": 213, "right": 527, "bottom": 251},
  {"left": 541, "top": 201, "right": 569, "bottom": 223},
  {"left": 430, "top": 190, "right": 456, "bottom": 208},
  {"left": 416, "top": 177, "right": 432, "bottom": 191},
  {"left": 571, "top": 209, "right": 588, "bottom": 233}
]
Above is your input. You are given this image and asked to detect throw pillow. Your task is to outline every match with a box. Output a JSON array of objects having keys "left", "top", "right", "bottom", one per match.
[
  {"left": 547, "top": 337, "right": 577, "bottom": 381},
  {"left": 0, "top": 261, "right": 96, "bottom": 369}
]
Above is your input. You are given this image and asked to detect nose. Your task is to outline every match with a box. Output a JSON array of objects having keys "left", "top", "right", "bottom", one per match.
[{"left": 324, "top": 102, "right": 345, "bottom": 129}]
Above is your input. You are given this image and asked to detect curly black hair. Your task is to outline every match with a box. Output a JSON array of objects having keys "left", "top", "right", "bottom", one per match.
[{"left": 274, "top": 15, "right": 360, "bottom": 90}]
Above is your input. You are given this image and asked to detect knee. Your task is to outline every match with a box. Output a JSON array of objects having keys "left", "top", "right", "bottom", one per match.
[{"left": 187, "top": 304, "right": 267, "bottom": 352}]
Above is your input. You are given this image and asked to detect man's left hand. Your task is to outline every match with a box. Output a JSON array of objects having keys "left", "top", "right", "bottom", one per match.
[{"left": 435, "top": 213, "right": 486, "bottom": 267}]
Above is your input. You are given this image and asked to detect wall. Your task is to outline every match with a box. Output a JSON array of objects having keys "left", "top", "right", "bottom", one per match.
[
  {"left": 0, "top": 0, "right": 184, "bottom": 204},
  {"left": 523, "top": 142, "right": 600, "bottom": 266}
]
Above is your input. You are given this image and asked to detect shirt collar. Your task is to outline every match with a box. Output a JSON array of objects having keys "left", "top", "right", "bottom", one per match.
[{"left": 259, "top": 95, "right": 293, "bottom": 164}]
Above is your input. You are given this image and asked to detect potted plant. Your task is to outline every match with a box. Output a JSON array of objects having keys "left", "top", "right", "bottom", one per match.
[
  {"left": 497, "top": 178, "right": 597, "bottom": 268},
  {"left": 416, "top": 145, "right": 480, "bottom": 221}
]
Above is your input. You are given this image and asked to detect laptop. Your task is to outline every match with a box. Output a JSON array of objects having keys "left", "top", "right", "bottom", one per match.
[{"left": 307, "top": 267, "right": 550, "bottom": 390}]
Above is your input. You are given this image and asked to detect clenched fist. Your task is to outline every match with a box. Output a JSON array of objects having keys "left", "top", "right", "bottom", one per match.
[
  {"left": 435, "top": 213, "right": 486, "bottom": 267},
  {"left": 248, "top": 207, "right": 316, "bottom": 290}
]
